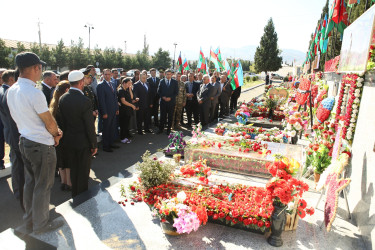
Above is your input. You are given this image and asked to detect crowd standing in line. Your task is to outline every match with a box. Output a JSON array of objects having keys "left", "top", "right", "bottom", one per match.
[{"left": 0, "top": 51, "right": 242, "bottom": 235}]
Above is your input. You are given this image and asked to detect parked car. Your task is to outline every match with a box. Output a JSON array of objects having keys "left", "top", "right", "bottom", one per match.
[{"left": 271, "top": 74, "right": 283, "bottom": 80}]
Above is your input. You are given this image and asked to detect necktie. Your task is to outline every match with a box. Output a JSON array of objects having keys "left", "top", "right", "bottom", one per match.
[
  {"left": 153, "top": 78, "right": 156, "bottom": 83},
  {"left": 167, "top": 80, "right": 169, "bottom": 87},
  {"left": 107, "top": 81, "right": 114, "bottom": 92},
  {"left": 143, "top": 83, "right": 148, "bottom": 91}
]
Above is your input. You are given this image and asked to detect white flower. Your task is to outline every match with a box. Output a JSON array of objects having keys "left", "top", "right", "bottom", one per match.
[
  {"left": 355, "top": 93, "right": 360, "bottom": 98},
  {"left": 355, "top": 89, "right": 361, "bottom": 94},
  {"left": 354, "top": 98, "right": 360, "bottom": 104},
  {"left": 270, "top": 136, "right": 275, "bottom": 141},
  {"left": 351, "top": 118, "right": 356, "bottom": 123},
  {"left": 289, "top": 130, "right": 297, "bottom": 137},
  {"left": 358, "top": 77, "right": 364, "bottom": 82},
  {"left": 352, "top": 113, "right": 356, "bottom": 118},
  {"left": 294, "top": 123, "right": 302, "bottom": 131},
  {"left": 287, "top": 124, "right": 292, "bottom": 130},
  {"left": 352, "top": 104, "right": 358, "bottom": 109},
  {"left": 357, "top": 82, "right": 363, "bottom": 87},
  {"left": 353, "top": 109, "right": 358, "bottom": 114},
  {"left": 347, "top": 134, "right": 352, "bottom": 140},
  {"left": 350, "top": 123, "right": 355, "bottom": 128},
  {"left": 177, "top": 191, "right": 187, "bottom": 202}
]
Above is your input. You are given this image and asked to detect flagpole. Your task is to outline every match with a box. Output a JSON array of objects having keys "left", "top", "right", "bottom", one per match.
[{"left": 365, "top": 0, "right": 369, "bottom": 11}]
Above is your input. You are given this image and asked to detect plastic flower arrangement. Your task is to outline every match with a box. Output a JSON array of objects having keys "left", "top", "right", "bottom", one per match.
[
  {"left": 235, "top": 106, "right": 251, "bottom": 125},
  {"left": 192, "top": 123, "right": 204, "bottom": 139},
  {"left": 214, "top": 123, "right": 227, "bottom": 135},
  {"left": 283, "top": 112, "right": 306, "bottom": 138},
  {"left": 166, "top": 131, "right": 187, "bottom": 155}
]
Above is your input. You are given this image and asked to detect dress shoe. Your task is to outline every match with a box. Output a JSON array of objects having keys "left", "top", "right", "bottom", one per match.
[
  {"left": 103, "top": 148, "right": 114, "bottom": 152},
  {"left": 34, "top": 220, "right": 64, "bottom": 235},
  {"left": 110, "top": 144, "right": 120, "bottom": 149},
  {"left": 156, "top": 129, "right": 163, "bottom": 134},
  {"left": 145, "top": 129, "right": 153, "bottom": 133}
]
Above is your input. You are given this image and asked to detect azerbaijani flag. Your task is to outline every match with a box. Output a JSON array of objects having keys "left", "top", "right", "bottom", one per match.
[
  {"left": 320, "top": 14, "right": 329, "bottom": 54},
  {"left": 205, "top": 58, "right": 210, "bottom": 74},
  {"left": 182, "top": 58, "right": 190, "bottom": 72},
  {"left": 214, "top": 47, "right": 225, "bottom": 70},
  {"left": 210, "top": 48, "right": 221, "bottom": 70},
  {"left": 177, "top": 52, "right": 183, "bottom": 72},
  {"left": 230, "top": 61, "right": 243, "bottom": 90},
  {"left": 197, "top": 47, "right": 205, "bottom": 71},
  {"left": 223, "top": 59, "right": 231, "bottom": 75}
]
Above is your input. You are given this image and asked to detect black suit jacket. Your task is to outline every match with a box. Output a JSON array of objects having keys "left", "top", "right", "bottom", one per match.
[
  {"left": 133, "top": 81, "right": 152, "bottom": 109},
  {"left": 185, "top": 81, "right": 200, "bottom": 101},
  {"left": 157, "top": 78, "right": 179, "bottom": 104},
  {"left": 147, "top": 77, "right": 160, "bottom": 100},
  {"left": 39, "top": 83, "right": 54, "bottom": 106},
  {"left": 96, "top": 80, "right": 118, "bottom": 116},
  {"left": 197, "top": 83, "right": 213, "bottom": 109},
  {"left": 220, "top": 81, "right": 233, "bottom": 102},
  {"left": 0, "top": 85, "right": 20, "bottom": 147},
  {"left": 58, "top": 89, "right": 97, "bottom": 150}
]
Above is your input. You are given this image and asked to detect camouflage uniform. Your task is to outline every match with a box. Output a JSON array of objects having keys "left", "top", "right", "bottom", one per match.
[{"left": 172, "top": 80, "right": 186, "bottom": 128}]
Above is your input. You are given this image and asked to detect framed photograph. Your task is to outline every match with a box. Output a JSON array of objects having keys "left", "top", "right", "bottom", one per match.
[{"left": 338, "top": 5, "right": 375, "bottom": 73}]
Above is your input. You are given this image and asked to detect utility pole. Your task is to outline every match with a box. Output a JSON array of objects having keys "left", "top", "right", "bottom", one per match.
[
  {"left": 173, "top": 43, "right": 177, "bottom": 70},
  {"left": 124, "top": 41, "right": 127, "bottom": 53},
  {"left": 84, "top": 24, "right": 94, "bottom": 51},
  {"left": 144, "top": 34, "right": 147, "bottom": 50},
  {"left": 37, "top": 19, "right": 42, "bottom": 51}
]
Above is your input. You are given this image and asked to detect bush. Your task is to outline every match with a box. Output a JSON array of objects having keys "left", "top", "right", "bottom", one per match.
[
  {"left": 136, "top": 151, "right": 175, "bottom": 189},
  {"left": 252, "top": 76, "right": 258, "bottom": 81},
  {"left": 283, "top": 76, "right": 289, "bottom": 82},
  {"left": 245, "top": 76, "right": 251, "bottom": 82}
]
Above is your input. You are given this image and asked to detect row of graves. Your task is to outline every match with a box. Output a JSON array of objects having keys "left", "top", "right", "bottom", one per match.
[
  {"left": 110, "top": 5, "right": 375, "bottom": 248},
  {"left": 9, "top": 5, "right": 373, "bottom": 249}
]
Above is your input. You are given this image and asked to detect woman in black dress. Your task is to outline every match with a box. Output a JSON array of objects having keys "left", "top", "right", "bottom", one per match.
[
  {"left": 118, "top": 78, "right": 137, "bottom": 143},
  {"left": 49, "top": 81, "right": 71, "bottom": 191}
]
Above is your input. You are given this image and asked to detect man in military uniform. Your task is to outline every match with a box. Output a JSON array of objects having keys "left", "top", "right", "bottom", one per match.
[
  {"left": 82, "top": 69, "right": 99, "bottom": 121},
  {"left": 172, "top": 72, "right": 186, "bottom": 130}
]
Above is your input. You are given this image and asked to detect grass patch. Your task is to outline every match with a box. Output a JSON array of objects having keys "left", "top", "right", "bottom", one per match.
[{"left": 242, "top": 80, "right": 264, "bottom": 90}]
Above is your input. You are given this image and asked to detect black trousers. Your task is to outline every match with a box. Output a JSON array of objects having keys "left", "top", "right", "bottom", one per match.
[
  {"left": 186, "top": 100, "right": 199, "bottom": 125},
  {"left": 102, "top": 114, "right": 116, "bottom": 150},
  {"left": 209, "top": 101, "right": 218, "bottom": 123},
  {"left": 119, "top": 110, "right": 131, "bottom": 140},
  {"left": 159, "top": 101, "right": 175, "bottom": 131},
  {"left": 199, "top": 103, "right": 210, "bottom": 126},
  {"left": 151, "top": 96, "right": 160, "bottom": 125},
  {"left": 65, "top": 147, "right": 91, "bottom": 198},
  {"left": 230, "top": 96, "right": 239, "bottom": 111},
  {"left": 136, "top": 107, "right": 150, "bottom": 132},
  {"left": 219, "top": 97, "right": 230, "bottom": 116}
]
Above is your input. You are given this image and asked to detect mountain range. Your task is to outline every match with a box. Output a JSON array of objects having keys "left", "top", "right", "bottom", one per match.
[{"left": 181, "top": 46, "right": 306, "bottom": 65}]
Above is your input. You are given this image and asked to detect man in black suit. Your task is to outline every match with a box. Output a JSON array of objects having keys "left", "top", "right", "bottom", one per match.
[
  {"left": 219, "top": 75, "right": 233, "bottom": 117},
  {"left": 156, "top": 69, "right": 179, "bottom": 135},
  {"left": 40, "top": 71, "right": 58, "bottom": 106},
  {"left": 133, "top": 73, "right": 153, "bottom": 135},
  {"left": 147, "top": 68, "right": 160, "bottom": 126},
  {"left": 59, "top": 70, "right": 98, "bottom": 198},
  {"left": 97, "top": 69, "right": 119, "bottom": 152},
  {"left": 197, "top": 75, "right": 213, "bottom": 128},
  {"left": 185, "top": 72, "right": 200, "bottom": 126},
  {"left": 230, "top": 85, "right": 241, "bottom": 113},
  {"left": 210, "top": 75, "right": 221, "bottom": 123},
  {"left": 0, "top": 70, "right": 25, "bottom": 210}
]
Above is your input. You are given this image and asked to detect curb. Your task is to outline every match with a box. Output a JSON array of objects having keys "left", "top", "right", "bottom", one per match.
[{"left": 241, "top": 82, "right": 265, "bottom": 93}]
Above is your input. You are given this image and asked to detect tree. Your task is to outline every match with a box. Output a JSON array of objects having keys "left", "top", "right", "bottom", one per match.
[
  {"left": 93, "top": 45, "right": 104, "bottom": 69},
  {"left": 190, "top": 60, "right": 198, "bottom": 70},
  {"left": 0, "top": 39, "right": 11, "bottom": 68},
  {"left": 67, "top": 38, "right": 87, "bottom": 69},
  {"left": 254, "top": 18, "right": 283, "bottom": 74},
  {"left": 39, "top": 44, "right": 53, "bottom": 67},
  {"left": 102, "top": 47, "right": 117, "bottom": 69},
  {"left": 152, "top": 48, "right": 172, "bottom": 69},
  {"left": 52, "top": 39, "right": 67, "bottom": 70},
  {"left": 30, "top": 42, "right": 40, "bottom": 55},
  {"left": 123, "top": 55, "right": 133, "bottom": 70}
]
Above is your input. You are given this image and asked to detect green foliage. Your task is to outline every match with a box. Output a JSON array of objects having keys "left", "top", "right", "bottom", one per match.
[
  {"left": 245, "top": 76, "right": 251, "bottom": 82},
  {"left": 136, "top": 151, "right": 175, "bottom": 189},
  {"left": 189, "top": 60, "right": 198, "bottom": 70},
  {"left": 152, "top": 48, "right": 171, "bottom": 69},
  {"left": 252, "top": 76, "right": 258, "bottom": 81},
  {"left": 52, "top": 39, "right": 67, "bottom": 70},
  {"left": 254, "top": 18, "right": 282, "bottom": 73},
  {"left": 67, "top": 38, "right": 87, "bottom": 69},
  {"left": 0, "top": 39, "right": 11, "bottom": 68}
]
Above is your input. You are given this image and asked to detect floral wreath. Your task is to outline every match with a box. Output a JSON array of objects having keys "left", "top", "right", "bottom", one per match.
[{"left": 334, "top": 73, "right": 364, "bottom": 144}]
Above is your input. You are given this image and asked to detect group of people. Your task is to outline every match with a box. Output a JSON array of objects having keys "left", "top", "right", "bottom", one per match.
[{"left": 0, "top": 51, "right": 242, "bottom": 235}]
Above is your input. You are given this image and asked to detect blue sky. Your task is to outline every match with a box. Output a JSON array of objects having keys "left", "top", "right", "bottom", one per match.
[{"left": 0, "top": 0, "right": 329, "bottom": 58}]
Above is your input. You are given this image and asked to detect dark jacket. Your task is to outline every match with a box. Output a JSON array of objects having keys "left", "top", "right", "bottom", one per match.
[
  {"left": 83, "top": 85, "right": 98, "bottom": 111},
  {"left": 0, "top": 85, "right": 20, "bottom": 147},
  {"left": 133, "top": 81, "right": 152, "bottom": 109},
  {"left": 58, "top": 89, "right": 97, "bottom": 150},
  {"left": 39, "top": 83, "right": 54, "bottom": 106},
  {"left": 147, "top": 77, "right": 160, "bottom": 100},
  {"left": 185, "top": 81, "right": 200, "bottom": 101},
  {"left": 197, "top": 83, "right": 212, "bottom": 108},
  {"left": 220, "top": 81, "right": 233, "bottom": 102},
  {"left": 96, "top": 80, "right": 119, "bottom": 116},
  {"left": 211, "top": 82, "right": 221, "bottom": 105},
  {"left": 157, "top": 78, "right": 179, "bottom": 104}
]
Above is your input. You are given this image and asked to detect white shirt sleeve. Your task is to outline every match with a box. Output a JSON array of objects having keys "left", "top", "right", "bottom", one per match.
[{"left": 33, "top": 91, "right": 50, "bottom": 114}]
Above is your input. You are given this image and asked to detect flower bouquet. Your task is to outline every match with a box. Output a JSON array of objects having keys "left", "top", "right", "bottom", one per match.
[
  {"left": 165, "top": 131, "right": 187, "bottom": 157},
  {"left": 179, "top": 158, "right": 211, "bottom": 184},
  {"left": 214, "top": 123, "right": 227, "bottom": 136}
]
